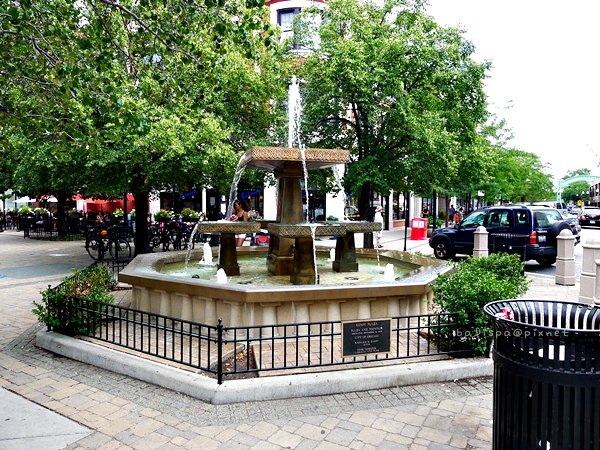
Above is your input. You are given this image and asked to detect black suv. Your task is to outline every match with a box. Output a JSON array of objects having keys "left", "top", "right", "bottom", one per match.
[{"left": 428, "top": 205, "right": 579, "bottom": 267}]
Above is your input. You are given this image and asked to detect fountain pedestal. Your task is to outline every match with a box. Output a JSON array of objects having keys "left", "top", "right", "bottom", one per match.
[
  {"left": 192, "top": 222, "right": 260, "bottom": 277},
  {"left": 269, "top": 223, "right": 347, "bottom": 285},
  {"left": 333, "top": 222, "right": 383, "bottom": 273},
  {"left": 219, "top": 233, "right": 240, "bottom": 276}
]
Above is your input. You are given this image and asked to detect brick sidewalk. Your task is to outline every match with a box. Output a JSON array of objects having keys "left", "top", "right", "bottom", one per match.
[{"left": 6, "top": 228, "right": 585, "bottom": 449}]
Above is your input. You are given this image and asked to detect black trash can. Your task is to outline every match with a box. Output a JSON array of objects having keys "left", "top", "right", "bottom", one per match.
[{"left": 484, "top": 300, "right": 600, "bottom": 450}]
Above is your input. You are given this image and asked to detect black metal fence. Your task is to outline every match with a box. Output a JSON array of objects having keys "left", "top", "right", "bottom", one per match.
[
  {"left": 94, "top": 259, "right": 132, "bottom": 280},
  {"left": 59, "top": 297, "right": 470, "bottom": 384}
]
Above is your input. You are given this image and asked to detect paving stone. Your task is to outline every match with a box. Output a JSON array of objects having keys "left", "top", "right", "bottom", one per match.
[
  {"left": 0, "top": 231, "right": 535, "bottom": 450},
  {"left": 268, "top": 429, "right": 304, "bottom": 448},
  {"left": 355, "top": 427, "right": 387, "bottom": 446}
]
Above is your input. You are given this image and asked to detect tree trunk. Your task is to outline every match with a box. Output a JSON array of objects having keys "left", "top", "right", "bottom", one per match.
[
  {"left": 133, "top": 191, "right": 151, "bottom": 255},
  {"left": 56, "top": 192, "right": 68, "bottom": 237}
]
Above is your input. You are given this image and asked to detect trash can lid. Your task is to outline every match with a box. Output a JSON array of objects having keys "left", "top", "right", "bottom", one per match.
[{"left": 484, "top": 299, "right": 600, "bottom": 333}]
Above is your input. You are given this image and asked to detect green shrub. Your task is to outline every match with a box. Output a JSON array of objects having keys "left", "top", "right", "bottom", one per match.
[
  {"left": 431, "top": 253, "right": 529, "bottom": 355},
  {"left": 33, "top": 264, "right": 116, "bottom": 335},
  {"left": 326, "top": 215, "right": 339, "bottom": 221}
]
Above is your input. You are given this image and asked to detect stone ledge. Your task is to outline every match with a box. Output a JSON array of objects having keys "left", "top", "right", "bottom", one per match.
[{"left": 36, "top": 330, "right": 492, "bottom": 405}]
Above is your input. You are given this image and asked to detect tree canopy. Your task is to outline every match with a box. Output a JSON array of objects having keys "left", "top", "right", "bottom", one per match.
[
  {"left": 1, "top": 0, "right": 288, "bottom": 247},
  {"left": 294, "top": 0, "right": 489, "bottom": 218}
]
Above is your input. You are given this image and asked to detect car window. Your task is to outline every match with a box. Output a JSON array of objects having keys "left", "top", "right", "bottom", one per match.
[
  {"left": 514, "top": 211, "right": 530, "bottom": 227},
  {"left": 461, "top": 211, "right": 486, "bottom": 228},
  {"left": 485, "top": 210, "right": 511, "bottom": 227},
  {"left": 534, "top": 210, "right": 563, "bottom": 229}
]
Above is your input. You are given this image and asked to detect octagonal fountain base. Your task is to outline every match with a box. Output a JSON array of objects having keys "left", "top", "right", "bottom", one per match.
[{"left": 119, "top": 247, "right": 451, "bottom": 335}]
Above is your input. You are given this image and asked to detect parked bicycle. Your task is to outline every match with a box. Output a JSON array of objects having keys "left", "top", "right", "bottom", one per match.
[
  {"left": 148, "top": 218, "right": 203, "bottom": 252},
  {"left": 85, "top": 224, "right": 132, "bottom": 261}
]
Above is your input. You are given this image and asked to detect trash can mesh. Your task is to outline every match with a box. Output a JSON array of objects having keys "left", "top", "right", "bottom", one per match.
[{"left": 484, "top": 300, "right": 600, "bottom": 450}]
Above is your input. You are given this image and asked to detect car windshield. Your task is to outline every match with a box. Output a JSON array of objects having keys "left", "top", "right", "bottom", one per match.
[{"left": 461, "top": 210, "right": 486, "bottom": 228}]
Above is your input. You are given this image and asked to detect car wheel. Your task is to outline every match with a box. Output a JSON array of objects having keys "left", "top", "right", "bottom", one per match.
[
  {"left": 432, "top": 239, "right": 454, "bottom": 260},
  {"left": 536, "top": 255, "right": 556, "bottom": 267}
]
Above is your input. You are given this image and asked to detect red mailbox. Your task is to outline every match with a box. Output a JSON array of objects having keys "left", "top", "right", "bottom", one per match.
[{"left": 410, "top": 217, "right": 428, "bottom": 240}]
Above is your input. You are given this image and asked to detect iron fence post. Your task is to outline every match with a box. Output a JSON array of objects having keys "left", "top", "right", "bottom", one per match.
[{"left": 217, "top": 319, "right": 224, "bottom": 385}]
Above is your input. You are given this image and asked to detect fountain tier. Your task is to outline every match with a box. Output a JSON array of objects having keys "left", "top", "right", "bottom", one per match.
[{"left": 241, "top": 146, "right": 351, "bottom": 278}]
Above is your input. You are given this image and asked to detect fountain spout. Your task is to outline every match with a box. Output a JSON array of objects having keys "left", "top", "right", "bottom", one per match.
[
  {"left": 216, "top": 268, "right": 228, "bottom": 284},
  {"left": 384, "top": 263, "right": 395, "bottom": 282},
  {"left": 201, "top": 242, "right": 213, "bottom": 265}
]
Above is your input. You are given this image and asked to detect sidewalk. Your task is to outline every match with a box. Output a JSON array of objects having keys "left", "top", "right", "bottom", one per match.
[{"left": 0, "top": 229, "right": 582, "bottom": 449}]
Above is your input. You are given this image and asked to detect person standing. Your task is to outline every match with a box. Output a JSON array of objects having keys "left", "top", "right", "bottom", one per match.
[
  {"left": 449, "top": 204, "right": 456, "bottom": 224},
  {"left": 374, "top": 206, "right": 384, "bottom": 248}
]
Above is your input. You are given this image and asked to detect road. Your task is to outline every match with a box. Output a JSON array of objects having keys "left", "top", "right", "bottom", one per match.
[{"left": 523, "top": 226, "right": 600, "bottom": 277}]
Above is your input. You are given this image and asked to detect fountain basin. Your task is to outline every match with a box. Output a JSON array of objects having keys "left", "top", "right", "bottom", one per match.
[
  {"left": 245, "top": 146, "right": 350, "bottom": 171},
  {"left": 194, "top": 222, "right": 261, "bottom": 234},
  {"left": 119, "top": 248, "right": 452, "bottom": 335}
]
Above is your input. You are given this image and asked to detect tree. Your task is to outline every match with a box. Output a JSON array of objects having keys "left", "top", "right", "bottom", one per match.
[
  {"left": 1, "top": 0, "right": 287, "bottom": 247},
  {"left": 560, "top": 169, "right": 592, "bottom": 204},
  {"left": 295, "top": 0, "right": 489, "bottom": 235},
  {"left": 480, "top": 148, "right": 554, "bottom": 204}
]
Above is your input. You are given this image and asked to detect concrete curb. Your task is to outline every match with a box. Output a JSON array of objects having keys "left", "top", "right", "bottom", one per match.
[{"left": 36, "top": 330, "right": 493, "bottom": 405}]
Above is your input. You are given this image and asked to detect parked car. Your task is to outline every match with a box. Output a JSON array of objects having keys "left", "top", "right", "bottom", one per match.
[
  {"left": 579, "top": 206, "right": 600, "bottom": 227},
  {"left": 531, "top": 201, "right": 568, "bottom": 215},
  {"left": 561, "top": 212, "right": 582, "bottom": 236},
  {"left": 429, "top": 205, "right": 579, "bottom": 267}
]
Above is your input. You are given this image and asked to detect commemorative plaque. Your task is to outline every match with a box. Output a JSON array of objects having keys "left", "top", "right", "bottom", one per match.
[{"left": 342, "top": 319, "right": 391, "bottom": 357}]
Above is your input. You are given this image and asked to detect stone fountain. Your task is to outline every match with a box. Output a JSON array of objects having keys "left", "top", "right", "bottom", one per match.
[{"left": 119, "top": 145, "right": 451, "bottom": 331}]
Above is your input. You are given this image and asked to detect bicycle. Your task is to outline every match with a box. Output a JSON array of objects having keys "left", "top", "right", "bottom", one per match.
[{"left": 85, "top": 224, "right": 132, "bottom": 261}]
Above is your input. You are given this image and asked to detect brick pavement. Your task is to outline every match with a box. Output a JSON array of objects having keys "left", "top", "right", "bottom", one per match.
[{"left": 0, "top": 228, "right": 583, "bottom": 449}]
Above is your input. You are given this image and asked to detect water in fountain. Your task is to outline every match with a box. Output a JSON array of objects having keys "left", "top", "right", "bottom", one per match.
[
  {"left": 288, "top": 76, "right": 311, "bottom": 223},
  {"left": 184, "top": 220, "right": 202, "bottom": 268},
  {"left": 309, "top": 223, "right": 319, "bottom": 283},
  {"left": 329, "top": 248, "right": 335, "bottom": 262},
  {"left": 383, "top": 263, "right": 395, "bottom": 282},
  {"left": 200, "top": 242, "right": 213, "bottom": 265},
  {"left": 332, "top": 164, "right": 345, "bottom": 199},
  {"left": 225, "top": 155, "right": 251, "bottom": 221},
  {"left": 216, "top": 268, "right": 228, "bottom": 284}
]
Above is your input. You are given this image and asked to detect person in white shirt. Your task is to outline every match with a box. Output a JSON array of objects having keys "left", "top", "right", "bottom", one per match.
[{"left": 374, "top": 206, "right": 384, "bottom": 248}]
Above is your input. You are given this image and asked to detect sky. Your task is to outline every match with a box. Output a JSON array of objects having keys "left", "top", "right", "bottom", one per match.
[{"left": 426, "top": 0, "right": 600, "bottom": 185}]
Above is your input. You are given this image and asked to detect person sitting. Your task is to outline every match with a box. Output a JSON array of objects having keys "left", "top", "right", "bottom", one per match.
[{"left": 231, "top": 199, "right": 249, "bottom": 246}]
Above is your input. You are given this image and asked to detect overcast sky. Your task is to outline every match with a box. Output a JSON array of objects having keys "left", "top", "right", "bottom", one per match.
[{"left": 426, "top": 0, "right": 600, "bottom": 184}]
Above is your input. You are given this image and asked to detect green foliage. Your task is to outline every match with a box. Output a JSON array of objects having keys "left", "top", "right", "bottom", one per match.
[
  {"left": 562, "top": 180, "right": 590, "bottom": 203},
  {"left": 431, "top": 253, "right": 529, "bottom": 355},
  {"left": 18, "top": 205, "right": 32, "bottom": 215},
  {"left": 296, "top": 0, "right": 489, "bottom": 213},
  {"left": 480, "top": 148, "right": 554, "bottom": 204},
  {"left": 180, "top": 207, "right": 202, "bottom": 220},
  {"left": 425, "top": 215, "right": 444, "bottom": 228},
  {"left": 1, "top": 0, "right": 288, "bottom": 215},
  {"left": 33, "top": 264, "right": 116, "bottom": 335},
  {"left": 154, "top": 209, "right": 174, "bottom": 222},
  {"left": 34, "top": 207, "right": 48, "bottom": 215},
  {"left": 326, "top": 215, "right": 339, "bottom": 221}
]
